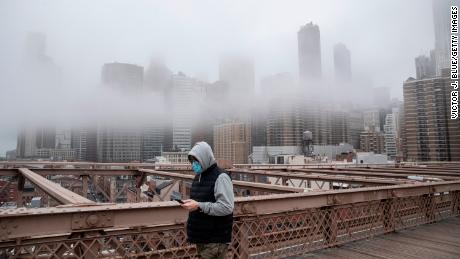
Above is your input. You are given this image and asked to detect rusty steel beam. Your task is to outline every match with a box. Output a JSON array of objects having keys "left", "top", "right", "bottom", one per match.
[
  {"left": 3, "top": 168, "right": 304, "bottom": 193},
  {"left": 378, "top": 167, "right": 460, "bottom": 174},
  {"left": 0, "top": 168, "right": 141, "bottom": 177},
  {"left": 288, "top": 168, "right": 460, "bottom": 181},
  {"left": 357, "top": 165, "right": 460, "bottom": 172},
  {"left": 232, "top": 163, "right": 394, "bottom": 170},
  {"left": 228, "top": 169, "right": 408, "bottom": 186},
  {"left": 398, "top": 165, "right": 460, "bottom": 171},
  {"left": 0, "top": 180, "right": 459, "bottom": 240},
  {"left": 18, "top": 168, "right": 95, "bottom": 205},
  {"left": 2, "top": 167, "right": 456, "bottom": 179},
  {"left": 34, "top": 168, "right": 140, "bottom": 176},
  {"left": 0, "top": 161, "right": 156, "bottom": 168},
  {"left": 0, "top": 169, "right": 16, "bottom": 176},
  {"left": 138, "top": 169, "right": 304, "bottom": 193},
  {"left": 339, "top": 167, "right": 460, "bottom": 177}
]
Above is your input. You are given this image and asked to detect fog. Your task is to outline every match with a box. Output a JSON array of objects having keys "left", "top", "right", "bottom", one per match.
[{"left": 0, "top": 0, "right": 435, "bottom": 155}]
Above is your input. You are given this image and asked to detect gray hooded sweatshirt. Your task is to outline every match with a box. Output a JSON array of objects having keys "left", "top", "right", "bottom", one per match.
[{"left": 188, "top": 142, "right": 234, "bottom": 216}]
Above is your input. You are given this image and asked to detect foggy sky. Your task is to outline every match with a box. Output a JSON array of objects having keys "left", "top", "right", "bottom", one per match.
[{"left": 0, "top": 0, "right": 435, "bottom": 155}]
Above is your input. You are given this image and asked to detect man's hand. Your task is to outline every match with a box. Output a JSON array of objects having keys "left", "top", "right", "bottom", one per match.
[{"left": 181, "top": 199, "right": 200, "bottom": 212}]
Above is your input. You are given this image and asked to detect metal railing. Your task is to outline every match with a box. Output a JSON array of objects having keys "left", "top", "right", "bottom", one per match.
[{"left": 0, "top": 180, "right": 459, "bottom": 258}]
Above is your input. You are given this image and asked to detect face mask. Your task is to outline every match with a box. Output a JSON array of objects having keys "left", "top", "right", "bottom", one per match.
[{"left": 192, "top": 161, "right": 202, "bottom": 174}]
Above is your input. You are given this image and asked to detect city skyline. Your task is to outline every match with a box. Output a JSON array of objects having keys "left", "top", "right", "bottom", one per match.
[{"left": 0, "top": 0, "right": 444, "bottom": 156}]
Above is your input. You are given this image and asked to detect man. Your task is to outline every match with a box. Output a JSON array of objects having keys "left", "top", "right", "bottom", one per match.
[{"left": 180, "top": 141, "right": 234, "bottom": 259}]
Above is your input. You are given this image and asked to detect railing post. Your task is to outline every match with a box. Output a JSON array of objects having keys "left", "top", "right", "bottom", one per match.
[
  {"left": 82, "top": 175, "right": 88, "bottom": 198},
  {"left": 110, "top": 176, "right": 116, "bottom": 202},
  {"left": 16, "top": 175, "right": 24, "bottom": 207}
]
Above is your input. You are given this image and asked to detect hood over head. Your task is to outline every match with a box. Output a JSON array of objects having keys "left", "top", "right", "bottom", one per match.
[{"left": 188, "top": 141, "right": 216, "bottom": 172}]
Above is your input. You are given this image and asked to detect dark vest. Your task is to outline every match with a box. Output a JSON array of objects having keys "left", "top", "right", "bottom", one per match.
[{"left": 187, "top": 163, "right": 233, "bottom": 244}]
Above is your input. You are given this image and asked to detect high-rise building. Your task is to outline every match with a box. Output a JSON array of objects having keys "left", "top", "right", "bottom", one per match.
[
  {"left": 169, "top": 72, "right": 205, "bottom": 151},
  {"left": 333, "top": 43, "right": 351, "bottom": 82},
  {"left": 432, "top": 0, "right": 459, "bottom": 75},
  {"left": 213, "top": 122, "right": 251, "bottom": 164},
  {"left": 71, "top": 127, "right": 97, "bottom": 162},
  {"left": 97, "top": 127, "right": 142, "bottom": 162},
  {"left": 415, "top": 53, "right": 436, "bottom": 79},
  {"left": 347, "top": 111, "right": 364, "bottom": 149},
  {"left": 17, "top": 128, "right": 37, "bottom": 158},
  {"left": 384, "top": 108, "right": 401, "bottom": 160},
  {"left": 403, "top": 69, "right": 460, "bottom": 161},
  {"left": 262, "top": 74, "right": 301, "bottom": 147},
  {"left": 35, "top": 128, "right": 56, "bottom": 149},
  {"left": 16, "top": 33, "right": 60, "bottom": 160},
  {"left": 251, "top": 106, "right": 267, "bottom": 148},
  {"left": 144, "top": 58, "right": 172, "bottom": 92},
  {"left": 331, "top": 112, "right": 349, "bottom": 145},
  {"left": 16, "top": 127, "right": 56, "bottom": 159},
  {"left": 360, "top": 127, "right": 385, "bottom": 154},
  {"left": 142, "top": 125, "right": 164, "bottom": 161},
  {"left": 98, "top": 62, "right": 144, "bottom": 162},
  {"left": 363, "top": 109, "right": 381, "bottom": 132},
  {"left": 101, "top": 62, "right": 143, "bottom": 92},
  {"left": 55, "top": 128, "right": 71, "bottom": 149},
  {"left": 266, "top": 95, "right": 305, "bottom": 146},
  {"left": 298, "top": 22, "right": 322, "bottom": 85}
]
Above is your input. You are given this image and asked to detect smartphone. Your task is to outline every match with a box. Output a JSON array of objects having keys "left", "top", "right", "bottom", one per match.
[{"left": 174, "top": 198, "right": 185, "bottom": 204}]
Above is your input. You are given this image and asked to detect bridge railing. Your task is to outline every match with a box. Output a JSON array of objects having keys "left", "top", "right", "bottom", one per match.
[{"left": 0, "top": 180, "right": 459, "bottom": 258}]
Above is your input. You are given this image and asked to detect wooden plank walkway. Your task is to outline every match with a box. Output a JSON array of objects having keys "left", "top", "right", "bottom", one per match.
[{"left": 292, "top": 217, "right": 460, "bottom": 259}]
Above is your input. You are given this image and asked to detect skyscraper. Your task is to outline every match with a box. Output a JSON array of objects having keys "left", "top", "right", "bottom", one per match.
[
  {"left": 415, "top": 53, "right": 436, "bottom": 79},
  {"left": 298, "top": 22, "right": 322, "bottom": 86},
  {"left": 403, "top": 69, "right": 460, "bottom": 161},
  {"left": 266, "top": 95, "right": 305, "bottom": 146},
  {"left": 16, "top": 33, "right": 60, "bottom": 159},
  {"left": 71, "top": 127, "right": 97, "bottom": 162},
  {"left": 363, "top": 109, "right": 381, "bottom": 132},
  {"left": 384, "top": 108, "right": 401, "bottom": 160},
  {"left": 97, "top": 127, "right": 142, "bottom": 162},
  {"left": 169, "top": 72, "right": 205, "bottom": 151},
  {"left": 347, "top": 111, "right": 364, "bottom": 149},
  {"left": 333, "top": 43, "right": 352, "bottom": 82},
  {"left": 263, "top": 74, "right": 305, "bottom": 147},
  {"left": 432, "top": 0, "right": 460, "bottom": 75},
  {"left": 142, "top": 125, "right": 164, "bottom": 161},
  {"left": 214, "top": 122, "right": 251, "bottom": 164},
  {"left": 101, "top": 62, "right": 143, "bottom": 92},
  {"left": 98, "top": 62, "right": 144, "bottom": 162},
  {"left": 55, "top": 128, "right": 71, "bottom": 149},
  {"left": 360, "top": 128, "right": 385, "bottom": 154},
  {"left": 17, "top": 127, "right": 37, "bottom": 158},
  {"left": 144, "top": 58, "right": 172, "bottom": 93}
]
